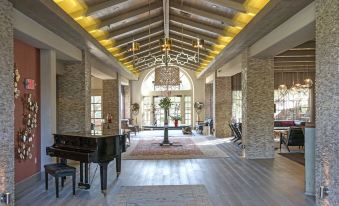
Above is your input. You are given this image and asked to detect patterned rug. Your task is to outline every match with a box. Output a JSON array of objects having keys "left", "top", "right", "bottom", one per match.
[
  {"left": 123, "top": 135, "right": 229, "bottom": 160},
  {"left": 115, "top": 185, "right": 213, "bottom": 206}
]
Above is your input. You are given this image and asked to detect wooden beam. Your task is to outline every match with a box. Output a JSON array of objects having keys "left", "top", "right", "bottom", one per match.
[
  {"left": 116, "top": 36, "right": 162, "bottom": 56},
  {"left": 114, "top": 27, "right": 163, "bottom": 47},
  {"left": 108, "top": 16, "right": 163, "bottom": 39},
  {"left": 170, "top": 35, "right": 214, "bottom": 53},
  {"left": 86, "top": 0, "right": 127, "bottom": 16},
  {"left": 170, "top": 14, "right": 225, "bottom": 36},
  {"left": 121, "top": 46, "right": 161, "bottom": 61},
  {"left": 99, "top": 1, "right": 162, "bottom": 29},
  {"left": 170, "top": 25, "right": 218, "bottom": 44},
  {"left": 274, "top": 56, "right": 315, "bottom": 62},
  {"left": 170, "top": 2, "right": 242, "bottom": 28},
  {"left": 206, "top": 0, "right": 246, "bottom": 13},
  {"left": 172, "top": 43, "right": 209, "bottom": 56},
  {"left": 274, "top": 61, "right": 315, "bottom": 67}
]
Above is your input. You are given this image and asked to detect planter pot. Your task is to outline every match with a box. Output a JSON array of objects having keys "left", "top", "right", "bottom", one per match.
[{"left": 174, "top": 119, "right": 178, "bottom": 127}]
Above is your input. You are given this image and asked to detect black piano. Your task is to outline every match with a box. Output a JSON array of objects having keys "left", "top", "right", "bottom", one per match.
[{"left": 46, "top": 133, "right": 127, "bottom": 191}]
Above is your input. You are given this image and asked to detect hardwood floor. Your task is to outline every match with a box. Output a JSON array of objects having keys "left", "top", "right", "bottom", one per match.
[{"left": 16, "top": 131, "right": 315, "bottom": 206}]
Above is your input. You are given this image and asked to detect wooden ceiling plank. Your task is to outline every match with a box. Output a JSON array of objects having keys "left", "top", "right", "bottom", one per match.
[
  {"left": 99, "top": 1, "right": 162, "bottom": 29},
  {"left": 170, "top": 37, "right": 214, "bottom": 53},
  {"left": 171, "top": 43, "right": 208, "bottom": 56},
  {"left": 206, "top": 0, "right": 246, "bottom": 13},
  {"left": 121, "top": 46, "right": 161, "bottom": 61},
  {"left": 114, "top": 28, "right": 163, "bottom": 47},
  {"left": 170, "top": 14, "right": 225, "bottom": 36},
  {"left": 170, "top": 25, "right": 218, "bottom": 44},
  {"left": 108, "top": 15, "right": 163, "bottom": 39},
  {"left": 274, "top": 56, "right": 315, "bottom": 62},
  {"left": 274, "top": 61, "right": 315, "bottom": 67},
  {"left": 86, "top": 0, "right": 127, "bottom": 16}
]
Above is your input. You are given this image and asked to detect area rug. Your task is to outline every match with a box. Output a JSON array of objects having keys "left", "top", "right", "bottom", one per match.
[
  {"left": 279, "top": 153, "right": 305, "bottom": 165},
  {"left": 123, "top": 136, "right": 229, "bottom": 160},
  {"left": 115, "top": 185, "right": 213, "bottom": 206}
]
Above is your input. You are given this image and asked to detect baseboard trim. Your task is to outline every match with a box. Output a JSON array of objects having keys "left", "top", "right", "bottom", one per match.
[{"left": 15, "top": 172, "right": 42, "bottom": 199}]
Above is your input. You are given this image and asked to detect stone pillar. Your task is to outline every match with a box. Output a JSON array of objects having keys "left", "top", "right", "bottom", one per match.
[
  {"left": 124, "top": 85, "right": 131, "bottom": 119},
  {"left": 213, "top": 74, "right": 232, "bottom": 138},
  {"left": 40, "top": 49, "right": 56, "bottom": 170},
  {"left": 57, "top": 51, "right": 91, "bottom": 133},
  {"left": 315, "top": 0, "right": 339, "bottom": 205},
  {"left": 241, "top": 51, "right": 274, "bottom": 159},
  {"left": 204, "top": 83, "right": 213, "bottom": 119},
  {"left": 0, "top": 0, "right": 14, "bottom": 204},
  {"left": 102, "top": 78, "right": 120, "bottom": 134}
]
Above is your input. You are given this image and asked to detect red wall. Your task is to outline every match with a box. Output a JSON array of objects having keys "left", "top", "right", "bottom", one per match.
[{"left": 14, "top": 39, "right": 41, "bottom": 183}]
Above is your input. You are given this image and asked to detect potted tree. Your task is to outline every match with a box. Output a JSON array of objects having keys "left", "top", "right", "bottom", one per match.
[
  {"left": 158, "top": 97, "right": 172, "bottom": 145},
  {"left": 170, "top": 115, "right": 182, "bottom": 127}
]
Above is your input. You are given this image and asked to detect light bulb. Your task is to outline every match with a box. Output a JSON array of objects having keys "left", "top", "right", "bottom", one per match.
[{"left": 304, "top": 78, "right": 313, "bottom": 88}]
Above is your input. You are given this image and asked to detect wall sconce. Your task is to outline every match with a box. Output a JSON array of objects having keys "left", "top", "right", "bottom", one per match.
[
  {"left": 320, "top": 186, "right": 329, "bottom": 199},
  {"left": 0, "top": 192, "right": 11, "bottom": 205}
]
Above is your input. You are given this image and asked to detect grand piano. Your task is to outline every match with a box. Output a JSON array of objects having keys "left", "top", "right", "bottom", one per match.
[{"left": 46, "top": 133, "right": 127, "bottom": 191}]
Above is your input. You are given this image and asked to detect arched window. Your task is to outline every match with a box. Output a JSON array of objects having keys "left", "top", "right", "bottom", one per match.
[
  {"left": 141, "top": 70, "right": 191, "bottom": 95},
  {"left": 141, "top": 69, "right": 193, "bottom": 126}
]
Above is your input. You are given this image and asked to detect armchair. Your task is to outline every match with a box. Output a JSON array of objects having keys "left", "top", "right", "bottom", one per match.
[{"left": 281, "top": 127, "right": 305, "bottom": 152}]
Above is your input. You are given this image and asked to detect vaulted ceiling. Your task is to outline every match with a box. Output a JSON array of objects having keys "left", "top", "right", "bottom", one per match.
[{"left": 53, "top": 0, "right": 269, "bottom": 75}]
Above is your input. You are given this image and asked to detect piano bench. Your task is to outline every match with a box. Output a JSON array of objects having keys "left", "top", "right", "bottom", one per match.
[{"left": 44, "top": 163, "right": 76, "bottom": 198}]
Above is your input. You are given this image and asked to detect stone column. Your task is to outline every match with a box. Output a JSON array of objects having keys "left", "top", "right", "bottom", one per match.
[
  {"left": 241, "top": 50, "right": 274, "bottom": 159},
  {"left": 214, "top": 74, "right": 232, "bottom": 138},
  {"left": 102, "top": 78, "right": 120, "bottom": 134},
  {"left": 40, "top": 49, "right": 56, "bottom": 170},
  {"left": 0, "top": 0, "right": 14, "bottom": 204},
  {"left": 315, "top": 0, "right": 339, "bottom": 205},
  {"left": 124, "top": 85, "right": 131, "bottom": 119},
  {"left": 204, "top": 83, "right": 213, "bottom": 119},
  {"left": 57, "top": 51, "right": 91, "bottom": 133}
]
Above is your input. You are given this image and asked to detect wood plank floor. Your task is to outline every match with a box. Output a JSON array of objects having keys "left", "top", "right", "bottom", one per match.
[{"left": 16, "top": 131, "right": 315, "bottom": 206}]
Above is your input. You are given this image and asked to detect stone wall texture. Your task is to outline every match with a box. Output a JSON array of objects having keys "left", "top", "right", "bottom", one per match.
[
  {"left": 102, "top": 79, "right": 120, "bottom": 134},
  {"left": 315, "top": 0, "right": 339, "bottom": 205},
  {"left": 241, "top": 51, "right": 275, "bottom": 159},
  {"left": 0, "top": 0, "right": 14, "bottom": 204},
  {"left": 204, "top": 83, "right": 213, "bottom": 119},
  {"left": 57, "top": 51, "right": 91, "bottom": 133},
  {"left": 124, "top": 85, "right": 131, "bottom": 119},
  {"left": 214, "top": 76, "right": 232, "bottom": 138}
]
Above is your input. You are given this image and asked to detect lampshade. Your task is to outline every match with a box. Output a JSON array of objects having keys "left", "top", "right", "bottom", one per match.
[
  {"left": 128, "top": 41, "right": 140, "bottom": 52},
  {"left": 193, "top": 39, "right": 204, "bottom": 48},
  {"left": 160, "top": 38, "right": 172, "bottom": 52},
  {"left": 304, "top": 78, "right": 313, "bottom": 88}
]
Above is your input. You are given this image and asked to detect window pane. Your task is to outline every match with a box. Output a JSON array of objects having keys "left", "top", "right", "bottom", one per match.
[{"left": 95, "top": 111, "right": 102, "bottom": 118}]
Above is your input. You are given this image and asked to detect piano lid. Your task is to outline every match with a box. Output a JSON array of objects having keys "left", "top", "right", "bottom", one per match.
[{"left": 53, "top": 132, "right": 119, "bottom": 139}]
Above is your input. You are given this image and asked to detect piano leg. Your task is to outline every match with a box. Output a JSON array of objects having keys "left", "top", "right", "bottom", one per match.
[
  {"left": 80, "top": 162, "right": 83, "bottom": 183},
  {"left": 85, "top": 163, "right": 89, "bottom": 184},
  {"left": 116, "top": 155, "right": 121, "bottom": 177},
  {"left": 99, "top": 163, "right": 108, "bottom": 191},
  {"left": 78, "top": 162, "right": 91, "bottom": 190}
]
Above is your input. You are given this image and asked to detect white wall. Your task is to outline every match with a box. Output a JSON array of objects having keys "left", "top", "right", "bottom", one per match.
[{"left": 130, "top": 68, "right": 205, "bottom": 127}]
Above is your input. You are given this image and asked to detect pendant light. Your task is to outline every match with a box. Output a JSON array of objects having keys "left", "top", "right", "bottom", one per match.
[
  {"left": 304, "top": 65, "right": 313, "bottom": 88},
  {"left": 278, "top": 70, "right": 287, "bottom": 98}
]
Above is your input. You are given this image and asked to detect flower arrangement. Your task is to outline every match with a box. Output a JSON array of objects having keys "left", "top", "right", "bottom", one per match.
[
  {"left": 170, "top": 115, "right": 182, "bottom": 121},
  {"left": 158, "top": 97, "right": 172, "bottom": 110}
]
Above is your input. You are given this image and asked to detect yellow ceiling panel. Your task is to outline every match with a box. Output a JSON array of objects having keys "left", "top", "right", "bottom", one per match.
[{"left": 53, "top": 0, "right": 270, "bottom": 75}]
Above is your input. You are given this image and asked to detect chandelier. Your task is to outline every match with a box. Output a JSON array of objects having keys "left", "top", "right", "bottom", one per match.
[
  {"left": 153, "top": 66, "right": 181, "bottom": 91},
  {"left": 128, "top": 0, "right": 203, "bottom": 69}
]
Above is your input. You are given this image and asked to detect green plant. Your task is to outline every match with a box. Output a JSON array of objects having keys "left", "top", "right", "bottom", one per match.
[
  {"left": 170, "top": 115, "right": 182, "bottom": 121},
  {"left": 158, "top": 97, "right": 172, "bottom": 110}
]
